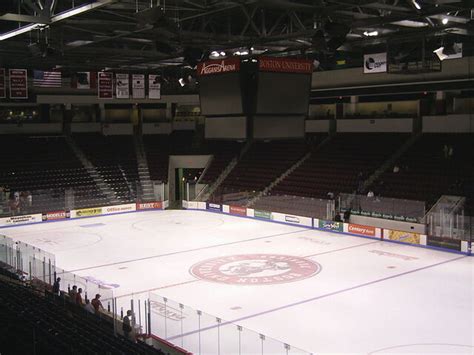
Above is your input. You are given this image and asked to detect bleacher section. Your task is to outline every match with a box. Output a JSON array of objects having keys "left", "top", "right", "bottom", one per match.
[
  {"left": 215, "top": 140, "right": 309, "bottom": 195},
  {"left": 74, "top": 134, "right": 139, "bottom": 201},
  {"left": 0, "top": 136, "right": 108, "bottom": 214},
  {"left": 373, "top": 133, "right": 474, "bottom": 206},
  {"left": 269, "top": 134, "right": 409, "bottom": 199},
  {"left": 199, "top": 141, "right": 242, "bottom": 184},
  {"left": 0, "top": 276, "right": 164, "bottom": 355},
  {"left": 142, "top": 135, "right": 170, "bottom": 183}
]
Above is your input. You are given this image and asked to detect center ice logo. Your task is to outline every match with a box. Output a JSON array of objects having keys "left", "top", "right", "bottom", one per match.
[{"left": 190, "top": 254, "right": 321, "bottom": 285}]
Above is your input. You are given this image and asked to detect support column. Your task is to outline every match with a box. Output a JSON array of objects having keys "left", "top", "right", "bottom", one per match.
[{"left": 435, "top": 91, "right": 446, "bottom": 115}]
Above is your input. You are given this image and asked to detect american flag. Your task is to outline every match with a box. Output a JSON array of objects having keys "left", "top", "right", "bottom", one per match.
[{"left": 33, "top": 70, "right": 62, "bottom": 88}]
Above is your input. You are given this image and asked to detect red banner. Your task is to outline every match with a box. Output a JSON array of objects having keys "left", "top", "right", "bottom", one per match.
[
  {"left": 348, "top": 224, "right": 376, "bottom": 237},
  {"left": 197, "top": 58, "right": 240, "bottom": 76},
  {"left": 98, "top": 72, "right": 113, "bottom": 99},
  {"left": 9, "top": 69, "right": 28, "bottom": 99},
  {"left": 42, "top": 211, "right": 67, "bottom": 221},
  {"left": 229, "top": 205, "right": 247, "bottom": 216},
  {"left": 137, "top": 201, "right": 163, "bottom": 210},
  {"left": 258, "top": 57, "right": 313, "bottom": 74},
  {"left": 0, "top": 69, "right": 5, "bottom": 98}
]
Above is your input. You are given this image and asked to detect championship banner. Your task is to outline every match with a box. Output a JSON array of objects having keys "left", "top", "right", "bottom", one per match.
[
  {"left": 197, "top": 58, "right": 240, "bottom": 76},
  {"left": 116, "top": 73, "right": 130, "bottom": 99},
  {"left": 9, "top": 69, "right": 28, "bottom": 99},
  {"left": 258, "top": 57, "right": 313, "bottom": 74},
  {"left": 229, "top": 205, "right": 247, "bottom": 216},
  {"left": 98, "top": 72, "right": 113, "bottom": 99},
  {"left": 0, "top": 69, "right": 5, "bottom": 98},
  {"left": 364, "top": 52, "right": 387, "bottom": 74},
  {"left": 385, "top": 229, "right": 421, "bottom": 245},
  {"left": 74, "top": 72, "right": 92, "bottom": 89},
  {"left": 148, "top": 74, "right": 161, "bottom": 99},
  {"left": 132, "top": 74, "right": 145, "bottom": 99}
]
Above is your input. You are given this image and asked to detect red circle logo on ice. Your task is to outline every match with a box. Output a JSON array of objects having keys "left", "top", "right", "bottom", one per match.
[{"left": 190, "top": 254, "right": 321, "bottom": 285}]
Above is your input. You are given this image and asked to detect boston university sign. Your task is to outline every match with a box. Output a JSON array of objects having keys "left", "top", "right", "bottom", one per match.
[{"left": 258, "top": 57, "right": 313, "bottom": 74}]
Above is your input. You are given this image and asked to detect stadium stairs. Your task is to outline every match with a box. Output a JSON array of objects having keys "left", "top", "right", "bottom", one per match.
[
  {"left": 65, "top": 135, "right": 120, "bottom": 204},
  {"left": 133, "top": 132, "right": 155, "bottom": 201},
  {"left": 247, "top": 134, "right": 331, "bottom": 207},
  {"left": 198, "top": 140, "right": 253, "bottom": 201}
]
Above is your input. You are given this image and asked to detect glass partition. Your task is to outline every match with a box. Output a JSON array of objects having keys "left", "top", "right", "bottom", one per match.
[
  {"left": 0, "top": 183, "right": 166, "bottom": 219},
  {"left": 339, "top": 193, "right": 426, "bottom": 223},
  {"left": 425, "top": 195, "right": 468, "bottom": 240},
  {"left": 148, "top": 291, "right": 312, "bottom": 355}
]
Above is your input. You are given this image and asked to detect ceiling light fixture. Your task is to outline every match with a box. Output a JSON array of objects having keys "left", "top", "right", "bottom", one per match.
[
  {"left": 363, "top": 30, "right": 379, "bottom": 37},
  {"left": 411, "top": 0, "right": 421, "bottom": 10},
  {"left": 442, "top": 17, "right": 449, "bottom": 25}
]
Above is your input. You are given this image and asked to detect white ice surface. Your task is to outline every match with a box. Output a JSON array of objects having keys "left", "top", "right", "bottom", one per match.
[{"left": 3, "top": 210, "right": 473, "bottom": 355}]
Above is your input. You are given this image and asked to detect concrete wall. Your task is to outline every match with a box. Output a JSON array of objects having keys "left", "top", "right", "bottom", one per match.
[
  {"left": 337, "top": 118, "right": 413, "bottom": 132},
  {"left": 423, "top": 114, "right": 474, "bottom": 133}
]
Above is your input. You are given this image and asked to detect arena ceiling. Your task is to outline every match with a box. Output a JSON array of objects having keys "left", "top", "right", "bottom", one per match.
[{"left": 0, "top": 0, "right": 473, "bottom": 73}]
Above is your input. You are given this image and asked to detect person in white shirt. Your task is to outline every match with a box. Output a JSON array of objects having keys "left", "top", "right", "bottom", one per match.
[
  {"left": 367, "top": 190, "right": 375, "bottom": 198},
  {"left": 84, "top": 299, "right": 95, "bottom": 314}
]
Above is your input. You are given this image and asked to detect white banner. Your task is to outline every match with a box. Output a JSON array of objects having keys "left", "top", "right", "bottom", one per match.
[
  {"left": 0, "top": 214, "right": 42, "bottom": 227},
  {"left": 102, "top": 203, "right": 136, "bottom": 215},
  {"left": 132, "top": 74, "right": 145, "bottom": 99},
  {"left": 364, "top": 52, "right": 387, "bottom": 74},
  {"left": 272, "top": 212, "right": 312, "bottom": 227},
  {"left": 116, "top": 73, "right": 130, "bottom": 99},
  {"left": 148, "top": 74, "right": 161, "bottom": 99}
]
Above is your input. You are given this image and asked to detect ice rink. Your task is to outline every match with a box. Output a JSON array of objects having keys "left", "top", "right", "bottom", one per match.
[{"left": 3, "top": 209, "right": 473, "bottom": 354}]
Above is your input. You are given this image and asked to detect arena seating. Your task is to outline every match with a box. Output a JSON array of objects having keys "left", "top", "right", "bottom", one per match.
[
  {"left": 269, "top": 134, "right": 409, "bottom": 199},
  {"left": 0, "top": 135, "right": 108, "bottom": 214},
  {"left": 199, "top": 141, "right": 242, "bottom": 184},
  {"left": 372, "top": 133, "right": 474, "bottom": 206},
  {"left": 73, "top": 134, "right": 139, "bottom": 201},
  {"left": 0, "top": 276, "right": 164, "bottom": 355},
  {"left": 215, "top": 140, "right": 309, "bottom": 195},
  {"left": 142, "top": 135, "right": 170, "bottom": 183}
]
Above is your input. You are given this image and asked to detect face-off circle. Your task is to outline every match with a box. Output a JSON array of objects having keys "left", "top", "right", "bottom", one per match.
[{"left": 190, "top": 254, "right": 321, "bottom": 285}]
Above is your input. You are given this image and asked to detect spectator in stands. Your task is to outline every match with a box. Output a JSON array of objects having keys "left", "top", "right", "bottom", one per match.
[
  {"left": 123, "top": 310, "right": 133, "bottom": 341},
  {"left": 26, "top": 191, "right": 32, "bottom": 208},
  {"left": 443, "top": 144, "right": 449, "bottom": 159},
  {"left": 393, "top": 165, "right": 400, "bottom": 173},
  {"left": 76, "top": 288, "right": 83, "bottom": 306},
  {"left": 327, "top": 191, "right": 334, "bottom": 200},
  {"left": 448, "top": 145, "right": 454, "bottom": 159},
  {"left": 91, "top": 294, "right": 104, "bottom": 314},
  {"left": 52, "top": 277, "right": 61, "bottom": 295},
  {"left": 84, "top": 299, "right": 95, "bottom": 314},
  {"left": 334, "top": 213, "right": 342, "bottom": 222},
  {"left": 367, "top": 190, "right": 375, "bottom": 198},
  {"left": 343, "top": 209, "right": 351, "bottom": 222},
  {"left": 69, "top": 285, "right": 78, "bottom": 301}
]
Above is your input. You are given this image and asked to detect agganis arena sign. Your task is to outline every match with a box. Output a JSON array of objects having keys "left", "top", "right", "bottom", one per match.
[{"left": 197, "top": 58, "right": 240, "bottom": 76}]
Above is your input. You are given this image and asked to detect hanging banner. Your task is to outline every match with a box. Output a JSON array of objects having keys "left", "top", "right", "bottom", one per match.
[
  {"left": 9, "top": 69, "right": 28, "bottom": 99},
  {"left": 98, "top": 72, "right": 113, "bottom": 99},
  {"left": 116, "top": 73, "right": 130, "bottom": 99},
  {"left": 0, "top": 68, "right": 5, "bottom": 98},
  {"left": 76, "top": 72, "right": 91, "bottom": 89},
  {"left": 258, "top": 57, "right": 313, "bottom": 74},
  {"left": 148, "top": 74, "right": 161, "bottom": 99},
  {"left": 132, "top": 74, "right": 145, "bottom": 99},
  {"left": 364, "top": 52, "right": 387, "bottom": 74}
]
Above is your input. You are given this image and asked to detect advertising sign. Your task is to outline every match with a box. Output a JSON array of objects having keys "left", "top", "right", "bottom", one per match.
[
  {"left": 427, "top": 236, "right": 462, "bottom": 251},
  {"left": 136, "top": 202, "right": 163, "bottom": 210},
  {"left": 348, "top": 224, "right": 376, "bottom": 237},
  {"left": 42, "top": 211, "right": 68, "bottom": 221},
  {"left": 385, "top": 230, "right": 421, "bottom": 244},
  {"left": 103, "top": 204, "right": 135, "bottom": 215},
  {"left": 318, "top": 220, "right": 344, "bottom": 232},
  {"left": 75, "top": 207, "right": 103, "bottom": 218},
  {"left": 116, "top": 73, "right": 130, "bottom": 99},
  {"left": 364, "top": 52, "right": 387, "bottom": 74},
  {"left": 254, "top": 210, "right": 272, "bottom": 220},
  {"left": 206, "top": 202, "right": 222, "bottom": 212},
  {"left": 148, "top": 74, "right": 161, "bottom": 99},
  {"left": 229, "top": 205, "right": 247, "bottom": 216},
  {"left": 0, "top": 214, "right": 42, "bottom": 227},
  {"left": 132, "top": 74, "right": 145, "bottom": 99}
]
